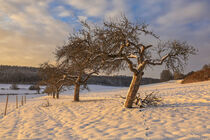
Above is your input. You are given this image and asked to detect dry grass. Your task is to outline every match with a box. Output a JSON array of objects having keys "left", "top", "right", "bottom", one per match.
[
  {"left": 134, "top": 92, "right": 162, "bottom": 108},
  {"left": 41, "top": 99, "right": 51, "bottom": 107},
  {"left": 120, "top": 91, "right": 162, "bottom": 108}
]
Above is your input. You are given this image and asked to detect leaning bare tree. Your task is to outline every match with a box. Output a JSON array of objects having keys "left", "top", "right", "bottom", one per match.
[
  {"left": 55, "top": 22, "right": 105, "bottom": 101},
  {"left": 95, "top": 15, "right": 197, "bottom": 108}
]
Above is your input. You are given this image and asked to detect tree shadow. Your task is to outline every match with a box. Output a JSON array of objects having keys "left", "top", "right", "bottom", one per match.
[
  {"left": 157, "top": 102, "right": 210, "bottom": 108},
  {"left": 137, "top": 102, "right": 210, "bottom": 112},
  {"left": 79, "top": 98, "right": 114, "bottom": 103}
]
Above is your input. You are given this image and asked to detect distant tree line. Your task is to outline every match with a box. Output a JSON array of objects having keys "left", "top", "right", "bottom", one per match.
[
  {"left": 0, "top": 65, "right": 41, "bottom": 83},
  {"left": 0, "top": 65, "right": 160, "bottom": 86},
  {"left": 88, "top": 75, "right": 160, "bottom": 87}
]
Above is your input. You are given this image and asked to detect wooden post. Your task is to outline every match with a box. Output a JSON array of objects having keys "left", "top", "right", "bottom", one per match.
[
  {"left": 24, "top": 96, "right": 26, "bottom": 104},
  {"left": 16, "top": 96, "right": 18, "bottom": 108},
  {"left": 4, "top": 95, "right": 9, "bottom": 116},
  {"left": 21, "top": 96, "right": 23, "bottom": 106}
]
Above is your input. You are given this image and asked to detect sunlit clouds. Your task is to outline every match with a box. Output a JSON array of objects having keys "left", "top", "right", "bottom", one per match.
[{"left": 0, "top": 0, "right": 209, "bottom": 77}]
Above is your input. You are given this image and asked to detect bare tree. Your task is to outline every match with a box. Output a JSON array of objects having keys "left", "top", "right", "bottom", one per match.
[
  {"left": 94, "top": 15, "right": 197, "bottom": 108},
  {"left": 55, "top": 22, "right": 105, "bottom": 101},
  {"left": 39, "top": 63, "right": 73, "bottom": 99}
]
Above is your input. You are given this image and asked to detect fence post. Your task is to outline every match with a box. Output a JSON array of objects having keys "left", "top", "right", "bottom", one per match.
[
  {"left": 4, "top": 95, "right": 9, "bottom": 116},
  {"left": 21, "top": 96, "right": 23, "bottom": 106},
  {"left": 24, "top": 96, "right": 26, "bottom": 104},
  {"left": 16, "top": 95, "right": 18, "bottom": 108}
]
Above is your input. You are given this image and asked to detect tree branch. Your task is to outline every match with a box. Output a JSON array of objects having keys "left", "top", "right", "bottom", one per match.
[
  {"left": 147, "top": 54, "right": 170, "bottom": 65},
  {"left": 82, "top": 71, "right": 97, "bottom": 83},
  {"left": 128, "top": 54, "right": 137, "bottom": 58},
  {"left": 123, "top": 55, "right": 138, "bottom": 73}
]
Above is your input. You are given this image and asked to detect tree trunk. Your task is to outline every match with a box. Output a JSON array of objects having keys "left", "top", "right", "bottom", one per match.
[
  {"left": 52, "top": 92, "right": 55, "bottom": 98},
  {"left": 56, "top": 93, "right": 59, "bottom": 99},
  {"left": 56, "top": 89, "right": 59, "bottom": 99},
  {"left": 124, "top": 73, "right": 142, "bottom": 108},
  {"left": 74, "top": 83, "right": 80, "bottom": 101}
]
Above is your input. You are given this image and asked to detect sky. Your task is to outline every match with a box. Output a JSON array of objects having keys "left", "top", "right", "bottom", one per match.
[{"left": 0, "top": 0, "right": 210, "bottom": 78}]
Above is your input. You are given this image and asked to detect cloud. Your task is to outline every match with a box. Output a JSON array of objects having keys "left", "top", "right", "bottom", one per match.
[
  {"left": 0, "top": 0, "right": 129, "bottom": 68},
  {"left": 156, "top": 1, "right": 209, "bottom": 27},
  {"left": 0, "top": 0, "right": 72, "bottom": 66},
  {"left": 64, "top": 0, "right": 107, "bottom": 17},
  {"left": 78, "top": 16, "right": 87, "bottom": 21},
  {"left": 64, "top": 0, "right": 127, "bottom": 18},
  {"left": 148, "top": 0, "right": 210, "bottom": 76},
  {"left": 104, "top": 0, "right": 126, "bottom": 18},
  {"left": 54, "top": 6, "right": 73, "bottom": 17}
]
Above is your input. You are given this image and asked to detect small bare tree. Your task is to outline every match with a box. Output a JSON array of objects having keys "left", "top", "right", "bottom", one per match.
[
  {"left": 94, "top": 15, "right": 197, "bottom": 108},
  {"left": 55, "top": 22, "right": 106, "bottom": 101},
  {"left": 39, "top": 63, "right": 73, "bottom": 99}
]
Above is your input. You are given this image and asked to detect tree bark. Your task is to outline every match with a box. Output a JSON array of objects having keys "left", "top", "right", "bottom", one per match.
[
  {"left": 56, "top": 90, "right": 59, "bottom": 99},
  {"left": 74, "top": 83, "right": 80, "bottom": 101},
  {"left": 124, "top": 73, "right": 142, "bottom": 108},
  {"left": 56, "top": 93, "right": 59, "bottom": 99}
]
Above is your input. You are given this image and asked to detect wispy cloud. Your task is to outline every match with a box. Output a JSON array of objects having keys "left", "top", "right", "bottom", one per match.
[
  {"left": 156, "top": 1, "right": 209, "bottom": 27},
  {"left": 53, "top": 6, "right": 73, "bottom": 17},
  {"left": 64, "top": 0, "right": 127, "bottom": 18},
  {"left": 64, "top": 0, "right": 107, "bottom": 17}
]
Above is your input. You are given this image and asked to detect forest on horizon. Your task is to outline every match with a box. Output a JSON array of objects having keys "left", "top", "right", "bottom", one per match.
[{"left": 0, "top": 65, "right": 160, "bottom": 86}]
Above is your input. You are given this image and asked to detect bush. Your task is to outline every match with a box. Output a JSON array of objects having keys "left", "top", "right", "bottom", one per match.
[
  {"left": 184, "top": 71, "right": 194, "bottom": 78},
  {"left": 29, "top": 85, "right": 40, "bottom": 90},
  {"left": 160, "top": 70, "right": 172, "bottom": 82},
  {"left": 120, "top": 91, "right": 162, "bottom": 108},
  {"left": 202, "top": 64, "right": 210, "bottom": 70},
  {"left": 135, "top": 92, "right": 162, "bottom": 108},
  {"left": 173, "top": 71, "right": 184, "bottom": 80},
  {"left": 10, "top": 84, "right": 19, "bottom": 90}
]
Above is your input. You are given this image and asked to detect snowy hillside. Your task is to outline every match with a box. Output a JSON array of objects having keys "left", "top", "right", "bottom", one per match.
[{"left": 0, "top": 81, "right": 209, "bottom": 139}]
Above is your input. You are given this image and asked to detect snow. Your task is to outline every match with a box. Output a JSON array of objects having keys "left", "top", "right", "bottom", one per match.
[
  {"left": 0, "top": 81, "right": 209, "bottom": 139},
  {"left": 0, "top": 84, "right": 46, "bottom": 103},
  {"left": 0, "top": 84, "right": 125, "bottom": 103}
]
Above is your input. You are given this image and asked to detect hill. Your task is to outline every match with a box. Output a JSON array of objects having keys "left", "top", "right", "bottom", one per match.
[
  {"left": 0, "top": 80, "right": 209, "bottom": 139},
  {"left": 182, "top": 67, "right": 210, "bottom": 84}
]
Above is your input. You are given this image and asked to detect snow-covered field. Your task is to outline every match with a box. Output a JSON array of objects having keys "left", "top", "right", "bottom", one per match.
[
  {"left": 0, "top": 84, "right": 124, "bottom": 103},
  {"left": 0, "top": 84, "right": 46, "bottom": 103},
  {"left": 0, "top": 81, "right": 209, "bottom": 139}
]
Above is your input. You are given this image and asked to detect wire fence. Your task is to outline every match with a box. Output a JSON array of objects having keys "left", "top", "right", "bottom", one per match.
[{"left": 0, "top": 95, "right": 27, "bottom": 117}]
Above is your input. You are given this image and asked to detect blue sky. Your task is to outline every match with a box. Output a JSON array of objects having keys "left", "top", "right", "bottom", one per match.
[{"left": 0, "top": 0, "right": 210, "bottom": 78}]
